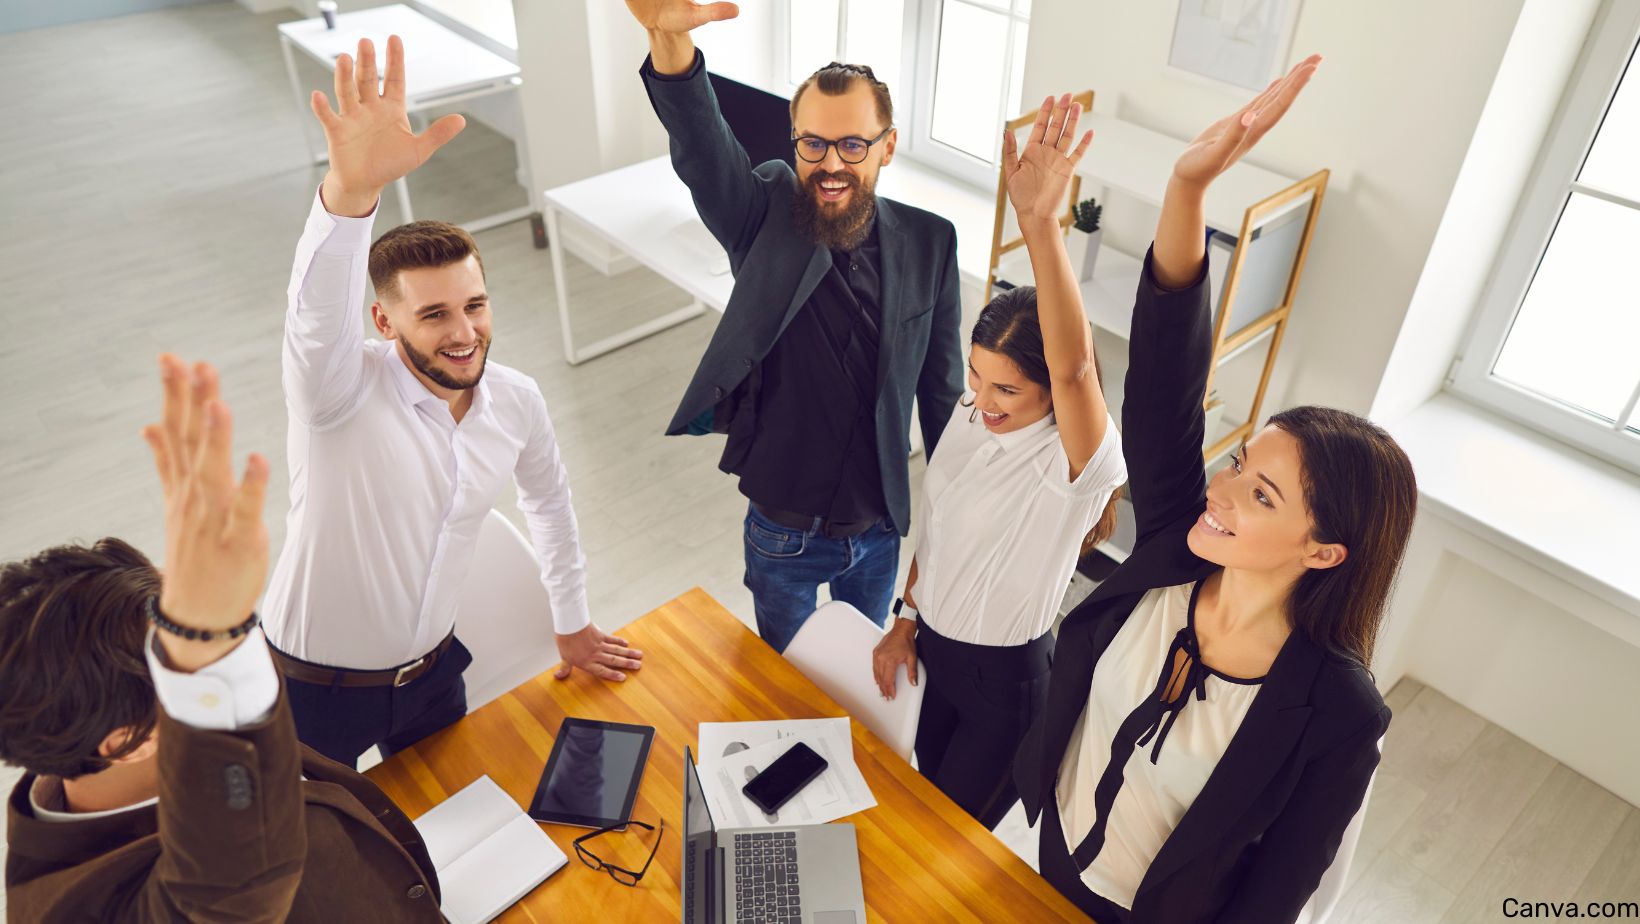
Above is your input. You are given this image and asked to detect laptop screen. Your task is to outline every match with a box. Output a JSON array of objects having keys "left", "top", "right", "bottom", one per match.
[{"left": 682, "top": 747, "right": 716, "bottom": 924}]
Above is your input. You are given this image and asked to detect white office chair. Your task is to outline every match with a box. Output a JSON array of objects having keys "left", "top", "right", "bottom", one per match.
[
  {"left": 1294, "top": 737, "right": 1383, "bottom": 924},
  {"left": 783, "top": 600, "right": 925, "bottom": 761},
  {"left": 457, "top": 509, "right": 560, "bottom": 711}
]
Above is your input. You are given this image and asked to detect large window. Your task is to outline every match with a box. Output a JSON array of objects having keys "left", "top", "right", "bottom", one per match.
[
  {"left": 779, "top": 0, "right": 1031, "bottom": 188},
  {"left": 1452, "top": 1, "right": 1640, "bottom": 473}
]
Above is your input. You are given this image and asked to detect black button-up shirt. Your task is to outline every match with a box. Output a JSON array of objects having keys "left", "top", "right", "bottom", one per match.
[{"left": 722, "top": 219, "right": 886, "bottom": 523}]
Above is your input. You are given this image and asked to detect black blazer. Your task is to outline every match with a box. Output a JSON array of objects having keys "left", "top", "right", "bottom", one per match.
[
  {"left": 640, "top": 53, "right": 965, "bottom": 535},
  {"left": 1013, "top": 249, "right": 1390, "bottom": 924}
]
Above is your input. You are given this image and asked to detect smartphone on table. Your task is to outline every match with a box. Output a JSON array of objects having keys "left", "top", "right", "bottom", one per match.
[{"left": 741, "top": 741, "right": 829, "bottom": 814}]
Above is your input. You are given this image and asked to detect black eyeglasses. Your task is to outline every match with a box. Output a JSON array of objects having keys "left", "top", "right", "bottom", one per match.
[
  {"left": 791, "top": 126, "right": 893, "bottom": 164},
  {"left": 573, "top": 818, "right": 667, "bottom": 887}
]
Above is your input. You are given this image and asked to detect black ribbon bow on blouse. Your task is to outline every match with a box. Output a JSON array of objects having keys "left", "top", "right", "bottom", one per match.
[{"left": 1070, "top": 581, "right": 1214, "bottom": 871}]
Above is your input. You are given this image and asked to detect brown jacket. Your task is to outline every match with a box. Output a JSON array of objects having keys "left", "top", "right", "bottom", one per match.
[{"left": 5, "top": 694, "right": 443, "bottom": 922}]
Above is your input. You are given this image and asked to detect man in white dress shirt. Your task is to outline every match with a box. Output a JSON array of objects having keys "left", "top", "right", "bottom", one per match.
[{"left": 262, "top": 35, "right": 642, "bottom": 765}]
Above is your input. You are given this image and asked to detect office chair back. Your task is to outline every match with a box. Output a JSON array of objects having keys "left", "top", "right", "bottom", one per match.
[
  {"left": 784, "top": 600, "right": 925, "bottom": 761},
  {"left": 1295, "top": 738, "right": 1382, "bottom": 924},
  {"left": 458, "top": 509, "right": 560, "bottom": 710}
]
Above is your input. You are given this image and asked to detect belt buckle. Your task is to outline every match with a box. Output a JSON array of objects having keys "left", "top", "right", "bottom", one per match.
[{"left": 393, "top": 655, "right": 428, "bottom": 688}]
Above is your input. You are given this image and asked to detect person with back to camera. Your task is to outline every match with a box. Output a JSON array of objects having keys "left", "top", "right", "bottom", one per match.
[
  {"left": 1013, "top": 55, "right": 1420, "bottom": 923},
  {"left": 625, "top": 0, "right": 966, "bottom": 654},
  {"left": 2, "top": 356, "right": 445, "bottom": 921},
  {"left": 870, "top": 93, "right": 1127, "bottom": 833}
]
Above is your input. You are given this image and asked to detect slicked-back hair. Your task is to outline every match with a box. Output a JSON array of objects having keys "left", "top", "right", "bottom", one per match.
[
  {"left": 789, "top": 62, "right": 894, "bottom": 131},
  {"left": 369, "top": 220, "right": 485, "bottom": 302},
  {"left": 0, "top": 539, "right": 161, "bottom": 779},
  {"left": 970, "top": 285, "right": 1121, "bottom": 553}
]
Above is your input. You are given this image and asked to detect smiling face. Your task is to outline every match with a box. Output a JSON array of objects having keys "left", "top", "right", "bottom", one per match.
[
  {"left": 1187, "top": 425, "right": 1347, "bottom": 578},
  {"left": 371, "top": 256, "right": 492, "bottom": 393},
  {"left": 790, "top": 77, "right": 895, "bottom": 250},
  {"left": 966, "top": 345, "right": 1051, "bottom": 434}
]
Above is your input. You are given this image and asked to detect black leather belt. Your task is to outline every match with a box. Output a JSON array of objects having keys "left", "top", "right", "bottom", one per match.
[
  {"left": 751, "top": 501, "right": 879, "bottom": 539},
  {"left": 271, "top": 632, "right": 455, "bottom": 689}
]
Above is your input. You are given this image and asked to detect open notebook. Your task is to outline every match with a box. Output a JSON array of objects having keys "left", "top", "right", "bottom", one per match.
[{"left": 412, "top": 775, "right": 568, "bottom": 924}]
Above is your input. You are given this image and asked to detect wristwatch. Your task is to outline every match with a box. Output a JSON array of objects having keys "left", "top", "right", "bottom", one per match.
[{"left": 892, "top": 597, "right": 919, "bottom": 622}]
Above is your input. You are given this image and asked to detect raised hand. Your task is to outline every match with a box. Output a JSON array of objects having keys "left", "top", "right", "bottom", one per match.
[
  {"left": 309, "top": 35, "right": 466, "bottom": 217},
  {"left": 141, "top": 356, "right": 271, "bottom": 671},
  {"left": 1003, "top": 93, "right": 1093, "bottom": 226},
  {"left": 624, "top": 0, "right": 739, "bottom": 33},
  {"left": 1173, "top": 54, "right": 1321, "bottom": 190}
]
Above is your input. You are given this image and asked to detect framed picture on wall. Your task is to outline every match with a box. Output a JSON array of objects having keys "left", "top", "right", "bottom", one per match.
[{"left": 1167, "top": 0, "right": 1303, "bottom": 91}]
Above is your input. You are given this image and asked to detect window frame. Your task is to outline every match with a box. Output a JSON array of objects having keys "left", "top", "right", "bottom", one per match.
[
  {"left": 903, "top": 0, "right": 1033, "bottom": 188},
  {"left": 772, "top": 0, "right": 1028, "bottom": 191},
  {"left": 1450, "top": 0, "right": 1640, "bottom": 475}
]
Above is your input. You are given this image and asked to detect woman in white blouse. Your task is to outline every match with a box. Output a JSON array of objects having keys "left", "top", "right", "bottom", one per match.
[
  {"left": 1013, "top": 57, "right": 1419, "bottom": 924},
  {"left": 869, "top": 93, "right": 1126, "bottom": 831}
]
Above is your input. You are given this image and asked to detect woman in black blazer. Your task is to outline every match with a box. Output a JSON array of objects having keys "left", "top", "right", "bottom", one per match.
[{"left": 1013, "top": 56, "right": 1419, "bottom": 924}]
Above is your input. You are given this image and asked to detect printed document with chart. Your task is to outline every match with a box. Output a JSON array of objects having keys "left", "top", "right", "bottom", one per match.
[{"left": 696, "top": 717, "right": 876, "bottom": 829}]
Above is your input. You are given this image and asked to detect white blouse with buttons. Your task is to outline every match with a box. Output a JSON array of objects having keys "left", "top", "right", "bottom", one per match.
[{"left": 912, "top": 399, "right": 1127, "bottom": 647}]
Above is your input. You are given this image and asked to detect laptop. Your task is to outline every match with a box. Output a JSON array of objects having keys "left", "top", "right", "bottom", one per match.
[{"left": 682, "top": 746, "right": 867, "bottom": 924}]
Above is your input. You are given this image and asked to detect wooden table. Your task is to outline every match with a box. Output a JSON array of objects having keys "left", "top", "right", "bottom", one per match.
[{"left": 367, "top": 588, "right": 1090, "bottom": 922}]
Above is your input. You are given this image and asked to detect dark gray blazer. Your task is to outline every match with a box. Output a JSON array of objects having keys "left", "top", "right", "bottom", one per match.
[
  {"left": 1014, "top": 250, "right": 1390, "bottom": 923},
  {"left": 641, "top": 53, "right": 965, "bottom": 535}
]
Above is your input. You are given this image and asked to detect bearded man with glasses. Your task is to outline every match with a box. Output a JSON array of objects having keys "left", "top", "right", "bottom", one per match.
[{"left": 628, "top": 1, "right": 965, "bottom": 654}]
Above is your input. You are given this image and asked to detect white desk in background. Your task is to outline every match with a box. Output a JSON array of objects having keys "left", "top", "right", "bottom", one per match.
[
  {"left": 543, "top": 155, "right": 994, "bottom": 366},
  {"left": 277, "top": 3, "right": 532, "bottom": 232}
]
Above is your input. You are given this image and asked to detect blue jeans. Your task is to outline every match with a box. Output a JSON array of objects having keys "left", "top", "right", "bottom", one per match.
[{"left": 742, "top": 504, "right": 900, "bottom": 653}]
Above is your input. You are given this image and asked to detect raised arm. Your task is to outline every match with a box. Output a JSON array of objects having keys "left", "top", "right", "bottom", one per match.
[
  {"left": 1124, "top": 56, "right": 1321, "bottom": 545},
  {"left": 285, "top": 36, "right": 464, "bottom": 427},
  {"left": 627, "top": 1, "right": 773, "bottom": 256},
  {"left": 133, "top": 356, "right": 305, "bottom": 922},
  {"left": 1001, "top": 94, "right": 1106, "bottom": 479}
]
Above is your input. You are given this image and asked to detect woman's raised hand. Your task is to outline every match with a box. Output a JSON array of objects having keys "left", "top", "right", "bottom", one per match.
[
  {"left": 1003, "top": 93, "right": 1093, "bottom": 226},
  {"left": 624, "top": 0, "right": 740, "bottom": 34},
  {"left": 1172, "top": 54, "right": 1321, "bottom": 191}
]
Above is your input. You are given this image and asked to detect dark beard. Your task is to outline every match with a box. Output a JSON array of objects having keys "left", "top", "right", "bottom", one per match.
[
  {"left": 791, "top": 169, "right": 877, "bottom": 251},
  {"left": 401, "top": 336, "right": 490, "bottom": 390}
]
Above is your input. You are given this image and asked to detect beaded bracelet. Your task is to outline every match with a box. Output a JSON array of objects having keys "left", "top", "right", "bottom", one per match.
[{"left": 146, "top": 595, "right": 260, "bottom": 642}]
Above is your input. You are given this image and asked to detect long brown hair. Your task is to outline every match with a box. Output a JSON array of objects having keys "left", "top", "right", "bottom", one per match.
[
  {"left": 970, "top": 285, "right": 1120, "bottom": 555},
  {"left": 1269, "top": 406, "right": 1417, "bottom": 669}
]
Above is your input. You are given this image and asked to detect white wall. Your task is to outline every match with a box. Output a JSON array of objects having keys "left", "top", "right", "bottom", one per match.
[
  {"left": 1021, "top": 0, "right": 1524, "bottom": 417},
  {"left": 511, "top": 0, "right": 668, "bottom": 269},
  {"left": 1377, "top": 513, "right": 1640, "bottom": 806},
  {"left": 1371, "top": 0, "right": 1602, "bottom": 422}
]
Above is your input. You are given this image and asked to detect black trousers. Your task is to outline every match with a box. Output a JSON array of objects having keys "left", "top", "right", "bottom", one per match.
[
  {"left": 280, "top": 638, "right": 473, "bottom": 768},
  {"left": 913, "top": 618, "right": 1053, "bottom": 830},
  {"left": 1039, "top": 791, "right": 1132, "bottom": 923}
]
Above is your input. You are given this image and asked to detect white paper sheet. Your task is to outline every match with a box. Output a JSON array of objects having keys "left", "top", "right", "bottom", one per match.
[{"left": 695, "top": 718, "right": 875, "bottom": 829}]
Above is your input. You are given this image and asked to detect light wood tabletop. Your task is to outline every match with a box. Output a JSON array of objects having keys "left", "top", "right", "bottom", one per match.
[{"left": 366, "top": 587, "right": 1092, "bottom": 923}]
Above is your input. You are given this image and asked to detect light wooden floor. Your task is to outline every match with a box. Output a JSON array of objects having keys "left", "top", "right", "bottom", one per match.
[{"left": 2, "top": 5, "right": 1635, "bottom": 921}]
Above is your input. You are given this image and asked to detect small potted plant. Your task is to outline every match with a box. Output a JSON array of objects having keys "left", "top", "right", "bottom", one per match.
[{"left": 1067, "top": 197, "right": 1103, "bottom": 282}]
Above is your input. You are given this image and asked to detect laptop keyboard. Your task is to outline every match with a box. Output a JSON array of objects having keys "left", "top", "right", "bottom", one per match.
[{"left": 733, "top": 831, "right": 802, "bottom": 923}]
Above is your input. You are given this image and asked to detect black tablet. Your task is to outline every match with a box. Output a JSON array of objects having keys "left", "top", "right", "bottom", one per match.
[{"left": 528, "top": 717, "right": 655, "bottom": 828}]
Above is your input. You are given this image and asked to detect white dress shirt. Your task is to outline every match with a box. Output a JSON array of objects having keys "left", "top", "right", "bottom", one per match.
[
  {"left": 912, "top": 400, "right": 1127, "bottom": 647},
  {"left": 1056, "top": 583, "right": 1263, "bottom": 909},
  {"left": 262, "top": 191, "right": 590, "bottom": 669},
  {"left": 31, "top": 628, "right": 281, "bottom": 822}
]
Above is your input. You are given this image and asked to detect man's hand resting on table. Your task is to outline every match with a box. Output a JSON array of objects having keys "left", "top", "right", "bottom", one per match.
[{"left": 555, "top": 623, "right": 645, "bottom": 682}]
